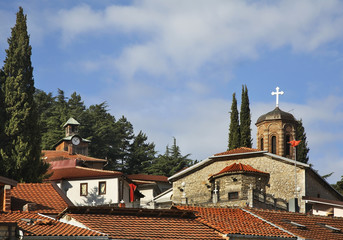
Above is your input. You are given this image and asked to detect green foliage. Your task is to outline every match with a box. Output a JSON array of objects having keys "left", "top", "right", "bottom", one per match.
[
  {"left": 0, "top": 7, "right": 48, "bottom": 182},
  {"left": 145, "top": 138, "right": 194, "bottom": 177},
  {"left": 126, "top": 131, "right": 156, "bottom": 174},
  {"left": 332, "top": 176, "right": 343, "bottom": 195},
  {"left": 240, "top": 85, "right": 252, "bottom": 148},
  {"left": 295, "top": 119, "right": 310, "bottom": 163},
  {"left": 228, "top": 93, "right": 240, "bottom": 150}
]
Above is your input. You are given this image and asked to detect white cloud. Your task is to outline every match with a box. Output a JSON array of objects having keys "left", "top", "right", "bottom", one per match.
[{"left": 48, "top": 0, "right": 343, "bottom": 78}]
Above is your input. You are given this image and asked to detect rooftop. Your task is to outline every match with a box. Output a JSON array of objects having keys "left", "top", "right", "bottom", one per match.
[
  {"left": 213, "top": 147, "right": 262, "bottom": 156},
  {"left": 1, "top": 211, "right": 106, "bottom": 238},
  {"left": 128, "top": 174, "right": 169, "bottom": 183},
  {"left": 256, "top": 107, "right": 296, "bottom": 124},
  {"left": 42, "top": 150, "right": 107, "bottom": 163},
  {"left": 210, "top": 163, "right": 269, "bottom": 179},
  {"left": 177, "top": 206, "right": 294, "bottom": 239},
  {"left": 59, "top": 206, "right": 224, "bottom": 239},
  {"left": 249, "top": 208, "right": 343, "bottom": 240},
  {"left": 10, "top": 183, "right": 72, "bottom": 214},
  {"left": 47, "top": 166, "right": 123, "bottom": 181}
]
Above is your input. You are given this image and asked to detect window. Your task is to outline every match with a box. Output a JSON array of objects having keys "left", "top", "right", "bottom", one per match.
[
  {"left": 271, "top": 136, "right": 276, "bottom": 154},
  {"left": 99, "top": 181, "right": 106, "bottom": 195},
  {"left": 228, "top": 192, "right": 239, "bottom": 200},
  {"left": 80, "top": 183, "right": 88, "bottom": 196},
  {"left": 260, "top": 138, "right": 264, "bottom": 150},
  {"left": 285, "top": 135, "right": 290, "bottom": 156}
]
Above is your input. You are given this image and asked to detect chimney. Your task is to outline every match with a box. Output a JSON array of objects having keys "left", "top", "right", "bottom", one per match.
[
  {"left": 23, "top": 203, "right": 37, "bottom": 212},
  {"left": 119, "top": 200, "right": 125, "bottom": 208},
  {"left": 2, "top": 185, "right": 11, "bottom": 212}
]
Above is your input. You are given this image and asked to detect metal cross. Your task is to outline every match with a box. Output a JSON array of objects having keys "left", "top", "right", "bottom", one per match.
[{"left": 271, "top": 87, "right": 284, "bottom": 107}]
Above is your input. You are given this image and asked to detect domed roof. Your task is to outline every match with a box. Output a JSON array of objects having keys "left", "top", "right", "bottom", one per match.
[{"left": 256, "top": 107, "right": 296, "bottom": 124}]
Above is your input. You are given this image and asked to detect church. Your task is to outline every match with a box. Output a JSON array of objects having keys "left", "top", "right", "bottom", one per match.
[{"left": 169, "top": 87, "right": 343, "bottom": 213}]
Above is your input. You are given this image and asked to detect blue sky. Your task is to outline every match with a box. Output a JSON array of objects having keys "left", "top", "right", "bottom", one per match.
[{"left": 1, "top": 0, "right": 343, "bottom": 184}]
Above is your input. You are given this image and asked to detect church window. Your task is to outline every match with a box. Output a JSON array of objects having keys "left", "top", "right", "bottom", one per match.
[
  {"left": 80, "top": 183, "right": 88, "bottom": 196},
  {"left": 99, "top": 181, "right": 106, "bottom": 195},
  {"left": 285, "top": 135, "right": 290, "bottom": 156},
  {"left": 228, "top": 192, "right": 239, "bottom": 200},
  {"left": 260, "top": 138, "right": 264, "bottom": 150},
  {"left": 271, "top": 136, "right": 276, "bottom": 154}
]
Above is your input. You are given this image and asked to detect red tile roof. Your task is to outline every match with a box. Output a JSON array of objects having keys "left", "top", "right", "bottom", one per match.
[
  {"left": 177, "top": 206, "right": 294, "bottom": 238},
  {"left": 2, "top": 212, "right": 105, "bottom": 238},
  {"left": 10, "top": 183, "right": 72, "bottom": 214},
  {"left": 210, "top": 163, "right": 268, "bottom": 178},
  {"left": 42, "top": 150, "right": 107, "bottom": 163},
  {"left": 214, "top": 147, "right": 261, "bottom": 156},
  {"left": 67, "top": 214, "right": 224, "bottom": 239},
  {"left": 128, "top": 174, "right": 169, "bottom": 183},
  {"left": 249, "top": 208, "right": 343, "bottom": 240},
  {"left": 47, "top": 166, "right": 123, "bottom": 181},
  {"left": 58, "top": 206, "right": 224, "bottom": 239}
]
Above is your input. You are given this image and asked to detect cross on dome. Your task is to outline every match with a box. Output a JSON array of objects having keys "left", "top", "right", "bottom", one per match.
[{"left": 271, "top": 87, "right": 284, "bottom": 107}]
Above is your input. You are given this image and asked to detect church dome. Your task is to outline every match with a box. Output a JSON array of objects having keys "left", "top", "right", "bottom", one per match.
[{"left": 256, "top": 107, "right": 296, "bottom": 124}]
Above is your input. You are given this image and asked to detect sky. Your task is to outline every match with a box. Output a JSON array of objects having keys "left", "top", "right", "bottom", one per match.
[{"left": 1, "top": 0, "right": 343, "bottom": 184}]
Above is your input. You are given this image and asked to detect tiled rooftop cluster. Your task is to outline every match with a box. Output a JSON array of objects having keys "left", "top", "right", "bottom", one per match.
[
  {"left": 213, "top": 147, "right": 261, "bottom": 156},
  {"left": 177, "top": 206, "right": 294, "bottom": 238}
]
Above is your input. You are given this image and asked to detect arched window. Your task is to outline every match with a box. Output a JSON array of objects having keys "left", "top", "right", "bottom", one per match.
[
  {"left": 260, "top": 138, "right": 264, "bottom": 150},
  {"left": 285, "top": 135, "right": 290, "bottom": 156},
  {"left": 271, "top": 136, "right": 276, "bottom": 154}
]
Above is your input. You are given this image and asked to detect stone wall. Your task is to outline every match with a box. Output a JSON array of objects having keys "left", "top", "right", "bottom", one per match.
[{"left": 172, "top": 154, "right": 308, "bottom": 211}]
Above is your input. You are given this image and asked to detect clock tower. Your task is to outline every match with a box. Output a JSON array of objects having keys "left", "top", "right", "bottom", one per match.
[{"left": 54, "top": 117, "right": 90, "bottom": 155}]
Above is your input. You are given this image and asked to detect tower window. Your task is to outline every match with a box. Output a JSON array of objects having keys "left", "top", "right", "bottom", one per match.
[
  {"left": 285, "top": 135, "right": 290, "bottom": 156},
  {"left": 271, "top": 136, "right": 276, "bottom": 154},
  {"left": 260, "top": 138, "right": 264, "bottom": 150}
]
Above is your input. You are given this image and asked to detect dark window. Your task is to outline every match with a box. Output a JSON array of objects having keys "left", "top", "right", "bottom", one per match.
[
  {"left": 271, "top": 136, "right": 276, "bottom": 154},
  {"left": 228, "top": 192, "right": 239, "bottom": 200},
  {"left": 80, "top": 183, "right": 88, "bottom": 196},
  {"left": 285, "top": 135, "right": 290, "bottom": 156},
  {"left": 99, "top": 181, "right": 106, "bottom": 195},
  {"left": 260, "top": 138, "right": 264, "bottom": 150}
]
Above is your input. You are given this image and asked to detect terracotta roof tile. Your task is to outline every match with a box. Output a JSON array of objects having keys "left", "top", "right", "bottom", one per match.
[
  {"left": 10, "top": 183, "right": 71, "bottom": 214},
  {"left": 47, "top": 166, "right": 123, "bottom": 181},
  {"left": 42, "top": 150, "right": 107, "bottom": 163},
  {"left": 177, "top": 206, "right": 294, "bottom": 238},
  {"left": 214, "top": 147, "right": 261, "bottom": 156},
  {"left": 67, "top": 213, "right": 224, "bottom": 239},
  {"left": 210, "top": 163, "right": 268, "bottom": 178},
  {"left": 249, "top": 208, "right": 343, "bottom": 240},
  {"left": 2, "top": 212, "right": 105, "bottom": 237},
  {"left": 128, "top": 174, "right": 169, "bottom": 182}
]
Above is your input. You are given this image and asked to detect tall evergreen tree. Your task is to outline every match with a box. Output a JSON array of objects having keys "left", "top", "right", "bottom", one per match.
[
  {"left": 145, "top": 138, "right": 193, "bottom": 177},
  {"left": 1, "top": 7, "right": 48, "bottom": 182},
  {"left": 126, "top": 131, "right": 156, "bottom": 174},
  {"left": 240, "top": 85, "right": 252, "bottom": 148},
  {"left": 295, "top": 119, "right": 310, "bottom": 163},
  {"left": 228, "top": 93, "right": 240, "bottom": 150}
]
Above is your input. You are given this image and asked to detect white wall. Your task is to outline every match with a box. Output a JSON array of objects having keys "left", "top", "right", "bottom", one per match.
[{"left": 60, "top": 178, "right": 119, "bottom": 206}]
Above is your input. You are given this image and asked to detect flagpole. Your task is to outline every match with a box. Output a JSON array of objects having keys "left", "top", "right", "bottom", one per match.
[{"left": 294, "top": 145, "right": 297, "bottom": 198}]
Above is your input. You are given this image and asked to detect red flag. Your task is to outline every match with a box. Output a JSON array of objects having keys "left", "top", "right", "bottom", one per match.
[
  {"left": 129, "top": 183, "right": 136, "bottom": 202},
  {"left": 288, "top": 140, "right": 301, "bottom": 147}
]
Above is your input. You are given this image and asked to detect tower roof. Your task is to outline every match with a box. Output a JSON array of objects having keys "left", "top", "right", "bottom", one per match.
[
  {"left": 256, "top": 107, "right": 296, "bottom": 125},
  {"left": 63, "top": 117, "right": 80, "bottom": 128}
]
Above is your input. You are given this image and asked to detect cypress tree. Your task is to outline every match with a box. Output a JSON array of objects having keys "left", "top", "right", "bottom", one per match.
[
  {"left": 295, "top": 119, "right": 310, "bottom": 163},
  {"left": 240, "top": 85, "right": 252, "bottom": 148},
  {"left": 1, "top": 7, "right": 48, "bottom": 182},
  {"left": 228, "top": 93, "right": 240, "bottom": 150}
]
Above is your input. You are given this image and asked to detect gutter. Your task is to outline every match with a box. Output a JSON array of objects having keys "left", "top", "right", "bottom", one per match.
[
  {"left": 22, "top": 236, "right": 109, "bottom": 240},
  {"left": 226, "top": 234, "right": 296, "bottom": 240}
]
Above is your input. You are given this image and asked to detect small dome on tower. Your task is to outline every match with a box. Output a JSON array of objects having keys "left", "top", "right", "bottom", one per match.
[{"left": 256, "top": 107, "right": 296, "bottom": 124}]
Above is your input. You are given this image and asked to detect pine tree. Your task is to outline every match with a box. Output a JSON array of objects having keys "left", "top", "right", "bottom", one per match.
[
  {"left": 1, "top": 7, "right": 48, "bottom": 182},
  {"left": 228, "top": 93, "right": 240, "bottom": 150},
  {"left": 295, "top": 119, "right": 310, "bottom": 163},
  {"left": 126, "top": 131, "right": 156, "bottom": 174},
  {"left": 145, "top": 138, "right": 193, "bottom": 177},
  {"left": 240, "top": 85, "right": 252, "bottom": 148}
]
